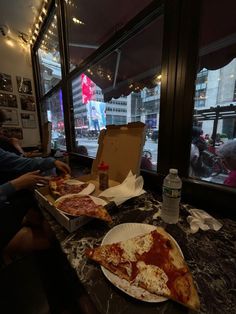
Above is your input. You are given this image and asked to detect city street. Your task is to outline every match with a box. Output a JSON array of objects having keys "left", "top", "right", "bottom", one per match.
[
  {"left": 58, "top": 136, "right": 225, "bottom": 184},
  {"left": 76, "top": 137, "right": 158, "bottom": 165}
]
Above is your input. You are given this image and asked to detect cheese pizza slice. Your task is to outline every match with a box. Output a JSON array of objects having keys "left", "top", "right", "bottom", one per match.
[{"left": 85, "top": 227, "right": 200, "bottom": 310}]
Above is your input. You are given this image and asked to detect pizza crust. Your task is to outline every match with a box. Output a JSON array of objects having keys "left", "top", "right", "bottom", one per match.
[
  {"left": 86, "top": 227, "right": 200, "bottom": 310},
  {"left": 55, "top": 195, "right": 112, "bottom": 222}
]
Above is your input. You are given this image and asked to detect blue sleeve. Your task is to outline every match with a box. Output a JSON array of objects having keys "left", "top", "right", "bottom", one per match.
[
  {"left": 0, "top": 182, "right": 16, "bottom": 203},
  {"left": 0, "top": 148, "right": 56, "bottom": 175}
]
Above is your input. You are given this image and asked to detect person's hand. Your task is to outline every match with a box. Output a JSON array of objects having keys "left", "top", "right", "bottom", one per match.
[
  {"left": 54, "top": 160, "right": 71, "bottom": 174},
  {"left": 10, "top": 170, "right": 49, "bottom": 191}
]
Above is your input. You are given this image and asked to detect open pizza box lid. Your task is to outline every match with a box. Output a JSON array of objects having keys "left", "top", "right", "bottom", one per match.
[
  {"left": 35, "top": 122, "right": 146, "bottom": 233},
  {"left": 80, "top": 122, "right": 146, "bottom": 187}
]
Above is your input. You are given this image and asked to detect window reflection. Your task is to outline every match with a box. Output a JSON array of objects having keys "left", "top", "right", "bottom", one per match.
[
  {"left": 42, "top": 90, "right": 65, "bottom": 150},
  {"left": 72, "top": 73, "right": 161, "bottom": 171},
  {"left": 65, "top": 0, "right": 153, "bottom": 71},
  {"left": 37, "top": 13, "right": 62, "bottom": 94},
  {"left": 190, "top": 0, "right": 236, "bottom": 188},
  {"left": 71, "top": 16, "right": 163, "bottom": 171},
  {"left": 191, "top": 60, "right": 236, "bottom": 186}
]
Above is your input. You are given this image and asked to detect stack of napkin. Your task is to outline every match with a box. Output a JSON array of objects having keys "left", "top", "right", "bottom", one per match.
[
  {"left": 99, "top": 171, "right": 145, "bottom": 206},
  {"left": 187, "top": 208, "right": 223, "bottom": 233}
]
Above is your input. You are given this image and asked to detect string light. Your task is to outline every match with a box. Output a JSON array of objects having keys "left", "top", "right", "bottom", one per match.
[
  {"left": 29, "top": 0, "right": 50, "bottom": 46},
  {"left": 72, "top": 17, "right": 85, "bottom": 25}
]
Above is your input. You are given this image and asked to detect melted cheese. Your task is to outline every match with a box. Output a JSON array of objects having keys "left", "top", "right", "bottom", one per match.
[
  {"left": 121, "top": 233, "right": 153, "bottom": 261},
  {"left": 50, "top": 181, "right": 57, "bottom": 190},
  {"left": 134, "top": 261, "right": 170, "bottom": 295}
]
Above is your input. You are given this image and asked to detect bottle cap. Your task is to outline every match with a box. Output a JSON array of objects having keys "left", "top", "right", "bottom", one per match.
[
  {"left": 98, "top": 161, "right": 109, "bottom": 171},
  {"left": 169, "top": 168, "right": 178, "bottom": 174}
]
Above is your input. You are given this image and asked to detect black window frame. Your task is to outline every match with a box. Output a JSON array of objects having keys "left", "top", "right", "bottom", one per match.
[{"left": 31, "top": 0, "right": 236, "bottom": 218}]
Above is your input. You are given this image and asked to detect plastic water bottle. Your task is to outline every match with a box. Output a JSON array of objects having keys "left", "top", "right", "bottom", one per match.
[{"left": 161, "top": 168, "right": 182, "bottom": 224}]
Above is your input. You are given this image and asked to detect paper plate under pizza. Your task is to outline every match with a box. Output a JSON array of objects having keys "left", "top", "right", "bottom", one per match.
[
  {"left": 54, "top": 194, "right": 112, "bottom": 222},
  {"left": 100, "top": 223, "right": 182, "bottom": 302},
  {"left": 85, "top": 223, "right": 200, "bottom": 310},
  {"left": 49, "top": 176, "right": 95, "bottom": 198}
]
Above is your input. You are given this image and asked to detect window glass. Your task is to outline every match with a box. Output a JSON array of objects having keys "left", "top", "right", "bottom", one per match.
[
  {"left": 190, "top": 0, "right": 236, "bottom": 188},
  {"left": 71, "top": 16, "right": 163, "bottom": 171},
  {"left": 42, "top": 89, "right": 66, "bottom": 150},
  {"left": 37, "top": 12, "right": 62, "bottom": 95},
  {"left": 65, "top": 0, "right": 153, "bottom": 71}
]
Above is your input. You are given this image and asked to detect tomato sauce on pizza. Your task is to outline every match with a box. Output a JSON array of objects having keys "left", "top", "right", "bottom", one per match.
[
  {"left": 85, "top": 227, "right": 200, "bottom": 310},
  {"left": 55, "top": 195, "right": 112, "bottom": 222},
  {"left": 49, "top": 175, "right": 89, "bottom": 197}
]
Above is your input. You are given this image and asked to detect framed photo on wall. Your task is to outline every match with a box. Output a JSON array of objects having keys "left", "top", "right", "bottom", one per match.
[
  {"left": 2, "top": 127, "right": 23, "bottom": 140},
  {"left": 16, "top": 76, "right": 33, "bottom": 94},
  {"left": 21, "top": 113, "right": 37, "bottom": 128},
  {"left": 20, "top": 95, "right": 36, "bottom": 111},
  {"left": 0, "top": 73, "right": 13, "bottom": 92},
  {"left": 0, "top": 93, "right": 17, "bottom": 108},
  {"left": 1, "top": 108, "right": 19, "bottom": 125}
]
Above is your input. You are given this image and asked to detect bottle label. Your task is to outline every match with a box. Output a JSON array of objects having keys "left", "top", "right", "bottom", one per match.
[{"left": 163, "top": 186, "right": 181, "bottom": 198}]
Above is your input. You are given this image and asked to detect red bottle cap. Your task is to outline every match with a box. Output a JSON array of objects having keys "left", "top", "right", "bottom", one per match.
[{"left": 98, "top": 161, "right": 109, "bottom": 171}]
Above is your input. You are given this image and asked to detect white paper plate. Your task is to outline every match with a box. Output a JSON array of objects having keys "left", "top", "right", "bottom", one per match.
[
  {"left": 55, "top": 194, "right": 107, "bottom": 217},
  {"left": 101, "top": 223, "right": 183, "bottom": 303},
  {"left": 63, "top": 180, "right": 95, "bottom": 196}
]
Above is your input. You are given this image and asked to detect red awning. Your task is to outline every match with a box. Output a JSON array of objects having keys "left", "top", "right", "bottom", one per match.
[
  {"left": 85, "top": 16, "right": 163, "bottom": 102},
  {"left": 198, "top": 0, "right": 236, "bottom": 70},
  {"left": 69, "top": 0, "right": 236, "bottom": 99}
]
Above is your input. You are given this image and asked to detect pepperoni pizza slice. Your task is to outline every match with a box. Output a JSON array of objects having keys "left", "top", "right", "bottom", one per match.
[
  {"left": 49, "top": 175, "right": 89, "bottom": 197},
  {"left": 86, "top": 227, "right": 200, "bottom": 310},
  {"left": 55, "top": 195, "right": 112, "bottom": 222}
]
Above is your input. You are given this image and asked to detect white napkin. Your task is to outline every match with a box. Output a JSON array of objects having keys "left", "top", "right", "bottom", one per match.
[
  {"left": 187, "top": 208, "right": 223, "bottom": 233},
  {"left": 99, "top": 171, "right": 146, "bottom": 206}
]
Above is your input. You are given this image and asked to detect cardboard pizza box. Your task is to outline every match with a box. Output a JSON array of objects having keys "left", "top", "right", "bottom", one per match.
[
  {"left": 35, "top": 186, "right": 91, "bottom": 232},
  {"left": 79, "top": 122, "right": 146, "bottom": 186},
  {"left": 35, "top": 122, "right": 146, "bottom": 232}
]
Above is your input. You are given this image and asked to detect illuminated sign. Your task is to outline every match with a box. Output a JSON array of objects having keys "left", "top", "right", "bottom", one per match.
[{"left": 81, "top": 74, "right": 93, "bottom": 104}]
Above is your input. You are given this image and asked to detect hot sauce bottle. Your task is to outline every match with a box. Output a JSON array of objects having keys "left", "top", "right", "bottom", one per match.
[{"left": 98, "top": 161, "right": 109, "bottom": 190}]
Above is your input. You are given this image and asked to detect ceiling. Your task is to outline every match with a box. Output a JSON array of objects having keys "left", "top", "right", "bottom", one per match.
[{"left": 0, "top": 0, "right": 42, "bottom": 41}]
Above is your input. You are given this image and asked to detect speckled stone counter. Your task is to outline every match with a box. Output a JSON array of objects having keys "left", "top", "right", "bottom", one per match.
[{"left": 41, "top": 191, "right": 236, "bottom": 314}]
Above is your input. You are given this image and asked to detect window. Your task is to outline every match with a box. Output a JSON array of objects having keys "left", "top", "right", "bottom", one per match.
[
  {"left": 37, "top": 11, "right": 62, "bottom": 95},
  {"left": 42, "top": 89, "right": 65, "bottom": 150},
  {"left": 190, "top": 0, "right": 236, "bottom": 189},
  {"left": 32, "top": 0, "right": 236, "bottom": 214},
  {"left": 65, "top": 0, "right": 154, "bottom": 71},
  {"left": 71, "top": 15, "right": 163, "bottom": 171}
]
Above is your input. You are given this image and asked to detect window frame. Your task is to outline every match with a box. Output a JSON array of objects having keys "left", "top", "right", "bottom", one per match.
[{"left": 31, "top": 0, "right": 236, "bottom": 217}]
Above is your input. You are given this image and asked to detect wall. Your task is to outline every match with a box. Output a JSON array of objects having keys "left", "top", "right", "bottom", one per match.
[{"left": 0, "top": 40, "right": 40, "bottom": 147}]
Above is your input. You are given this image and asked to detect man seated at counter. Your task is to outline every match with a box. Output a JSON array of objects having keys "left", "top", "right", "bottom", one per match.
[{"left": 0, "top": 147, "right": 70, "bottom": 262}]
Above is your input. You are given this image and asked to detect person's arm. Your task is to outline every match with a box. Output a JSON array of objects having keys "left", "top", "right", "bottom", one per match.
[
  {"left": 0, "top": 147, "right": 55, "bottom": 174},
  {"left": 0, "top": 171, "right": 50, "bottom": 202},
  {"left": 0, "top": 148, "right": 71, "bottom": 175}
]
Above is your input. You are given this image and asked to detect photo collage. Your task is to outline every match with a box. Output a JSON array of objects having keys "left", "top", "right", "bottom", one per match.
[{"left": 0, "top": 72, "right": 37, "bottom": 139}]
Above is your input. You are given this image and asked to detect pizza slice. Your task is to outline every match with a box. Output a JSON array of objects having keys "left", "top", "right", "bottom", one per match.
[
  {"left": 49, "top": 175, "right": 89, "bottom": 197},
  {"left": 55, "top": 195, "right": 112, "bottom": 222},
  {"left": 85, "top": 227, "right": 200, "bottom": 310}
]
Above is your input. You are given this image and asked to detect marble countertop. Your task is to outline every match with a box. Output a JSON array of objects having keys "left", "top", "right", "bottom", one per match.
[{"left": 41, "top": 191, "right": 236, "bottom": 314}]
